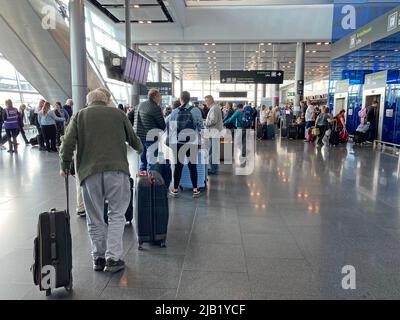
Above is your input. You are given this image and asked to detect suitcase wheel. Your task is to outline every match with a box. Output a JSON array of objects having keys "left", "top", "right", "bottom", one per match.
[
  {"left": 65, "top": 273, "right": 73, "bottom": 292},
  {"left": 46, "top": 289, "right": 51, "bottom": 297}
]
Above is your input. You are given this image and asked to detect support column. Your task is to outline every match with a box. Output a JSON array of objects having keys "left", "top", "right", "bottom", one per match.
[
  {"left": 273, "top": 59, "right": 280, "bottom": 107},
  {"left": 295, "top": 42, "right": 305, "bottom": 110},
  {"left": 70, "top": 0, "right": 87, "bottom": 112},
  {"left": 179, "top": 73, "right": 183, "bottom": 94},
  {"left": 261, "top": 84, "right": 266, "bottom": 100},
  {"left": 254, "top": 84, "right": 258, "bottom": 107},
  {"left": 156, "top": 62, "right": 162, "bottom": 82},
  {"left": 171, "top": 63, "right": 175, "bottom": 98}
]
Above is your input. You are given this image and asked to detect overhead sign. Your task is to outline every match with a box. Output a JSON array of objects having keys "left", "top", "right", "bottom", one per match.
[
  {"left": 364, "top": 71, "right": 388, "bottom": 90},
  {"left": 219, "top": 91, "right": 248, "bottom": 98},
  {"left": 331, "top": 5, "right": 400, "bottom": 60},
  {"left": 332, "top": 3, "right": 398, "bottom": 42},
  {"left": 335, "top": 79, "right": 350, "bottom": 93},
  {"left": 139, "top": 82, "right": 172, "bottom": 96},
  {"left": 220, "top": 70, "right": 284, "bottom": 84}
]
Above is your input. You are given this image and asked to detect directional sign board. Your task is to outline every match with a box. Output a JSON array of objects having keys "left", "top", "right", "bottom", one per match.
[
  {"left": 220, "top": 70, "right": 284, "bottom": 84},
  {"left": 139, "top": 82, "right": 172, "bottom": 96}
]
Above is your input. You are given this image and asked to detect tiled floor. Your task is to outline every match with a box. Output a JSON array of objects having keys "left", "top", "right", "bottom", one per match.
[{"left": 1, "top": 135, "right": 400, "bottom": 300}]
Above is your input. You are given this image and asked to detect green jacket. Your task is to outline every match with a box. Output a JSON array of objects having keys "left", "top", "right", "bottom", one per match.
[{"left": 59, "top": 102, "right": 143, "bottom": 184}]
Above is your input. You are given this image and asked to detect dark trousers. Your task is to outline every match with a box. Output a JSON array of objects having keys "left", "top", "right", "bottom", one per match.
[
  {"left": 19, "top": 126, "right": 29, "bottom": 143},
  {"left": 56, "top": 125, "right": 64, "bottom": 146},
  {"left": 42, "top": 125, "right": 57, "bottom": 151},
  {"left": 6, "top": 128, "right": 19, "bottom": 151},
  {"left": 173, "top": 144, "right": 198, "bottom": 190},
  {"left": 36, "top": 124, "right": 45, "bottom": 148}
]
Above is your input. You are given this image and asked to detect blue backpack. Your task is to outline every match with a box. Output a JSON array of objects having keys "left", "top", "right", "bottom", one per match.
[
  {"left": 176, "top": 105, "right": 195, "bottom": 143},
  {"left": 242, "top": 107, "right": 254, "bottom": 129}
]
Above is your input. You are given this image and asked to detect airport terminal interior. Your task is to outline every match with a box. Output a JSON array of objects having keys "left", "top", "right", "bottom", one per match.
[{"left": 1, "top": 0, "right": 400, "bottom": 300}]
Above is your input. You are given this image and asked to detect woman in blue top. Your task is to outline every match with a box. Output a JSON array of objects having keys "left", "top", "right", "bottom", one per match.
[
  {"left": 224, "top": 104, "right": 249, "bottom": 157},
  {"left": 38, "top": 101, "right": 65, "bottom": 152}
]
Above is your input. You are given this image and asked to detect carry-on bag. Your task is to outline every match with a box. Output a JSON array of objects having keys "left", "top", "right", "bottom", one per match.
[
  {"left": 180, "top": 149, "right": 207, "bottom": 190},
  {"left": 31, "top": 175, "right": 73, "bottom": 296},
  {"left": 329, "top": 121, "right": 340, "bottom": 146},
  {"left": 280, "top": 118, "right": 287, "bottom": 138},
  {"left": 104, "top": 177, "right": 134, "bottom": 225},
  {"left": 135, "top": 171, "right": 169, "bottom": 250},
  {"left": 266, "top": 124, "right": 275, "bottom": 140},
  {"left": 339, "top": 129, "right": 349, "bottom": 143},
  {"left": 287, "top": 125, "right": 298, "bottom": 139}
]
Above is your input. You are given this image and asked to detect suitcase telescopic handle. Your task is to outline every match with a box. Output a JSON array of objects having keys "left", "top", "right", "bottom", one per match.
[{"left": 65, "top": 173, "right": 70, "bottom": 217}]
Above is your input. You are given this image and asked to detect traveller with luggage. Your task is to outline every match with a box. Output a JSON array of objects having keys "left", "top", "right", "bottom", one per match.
[
  {"left": 353, "top": 122, "right": 370, "bottom": 145},
  {"left": 168, "top": 91, "right": 204, "bottom": 198},
  {"left": 3, "top": 99, "right": 20, "bottom": 153},
  {"left": 204, "top": 95, "right": 223, "bottom": 175},
  {"left": 304, "top": 102, "right": 315, "bottom": 141},
  {"left": 18, "top": 104, "right": 29, "bottom": 145},
  {"left": 132, "top": 89, "right": 166, "bottom": 174},
  {"left": 313, "top": 107, "right": 332, "bottom": 146},
  {"left": 59, "top": 88, "right": 143, "bottom": 273}
]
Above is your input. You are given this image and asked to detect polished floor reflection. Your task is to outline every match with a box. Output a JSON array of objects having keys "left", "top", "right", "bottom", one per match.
[{"left": 1, "top": 135, "right": 400, "bottom": 300}]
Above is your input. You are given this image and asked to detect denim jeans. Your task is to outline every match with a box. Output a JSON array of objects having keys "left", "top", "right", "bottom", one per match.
[{"left": 140, "top": 140, "right": 159, "bottom": 172}]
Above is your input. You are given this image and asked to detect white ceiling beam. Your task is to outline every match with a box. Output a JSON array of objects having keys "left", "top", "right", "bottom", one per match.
[{"left": 166, "top": 0, "right": 187, "bottom": 28}]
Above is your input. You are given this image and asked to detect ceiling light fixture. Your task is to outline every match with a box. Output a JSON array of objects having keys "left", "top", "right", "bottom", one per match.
[
  {"left": 139, "top": 20, "right": 144, "bottom": 24},
  {"left": 268, "top": 43, "right": 272, "bottom": 45},
  {"left": 211, "top": 43, "right": 216, "bottom": 46},
  {"left": 325, "top": 42, "right": 330, "bottom": 45},
  {"left": 147, "top": 21, "right": 152, "bottom": 24},
  {"left": 133, "top": 4, "right": 140, "bottom": 8},
  {"left": 317, "top": 42, "right": 322, "bottom": 45},
  {"left": 204, "top": 43, "right": 209, "bottom": 46}
]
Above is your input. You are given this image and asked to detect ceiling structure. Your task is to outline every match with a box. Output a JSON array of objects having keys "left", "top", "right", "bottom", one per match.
[
  {"left": 87, "top": 0, "right": 333, "bottom": 82},
  {"left": 140, "top": 42, "right": 332, "bottom": 81},
  {"left": 87, "top": 0, "right": 174, "bottom": 23},
  {"left": 184, "top": 0, "right": 334, "bottom": 6}
]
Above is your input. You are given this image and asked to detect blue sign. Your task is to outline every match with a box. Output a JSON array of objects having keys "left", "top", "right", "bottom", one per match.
[{"left": 332, "top": 2, "right": 398, "bottom": 42}]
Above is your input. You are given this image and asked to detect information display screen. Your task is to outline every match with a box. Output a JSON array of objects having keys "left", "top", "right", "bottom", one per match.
[{"left": 220, "top": 70, "right": 284, "bottom": 84}]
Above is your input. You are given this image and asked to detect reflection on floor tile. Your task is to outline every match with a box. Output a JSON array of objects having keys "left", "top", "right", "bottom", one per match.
[{"left": 2, "top": 137, "right": 400, "bottom": 299}]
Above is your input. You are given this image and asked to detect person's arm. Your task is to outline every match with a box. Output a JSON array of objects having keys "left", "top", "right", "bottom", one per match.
[
  {"left": 59, "top": 114, "right": 78, "bottom": 173},
  {"left": 154, "top": 106, "right": 166, "bottom": 131},
  {"left": 123, "top": 116, "right": 143, "bottom": 153},
  {"left": 224, "top": 111, "right": 238, "bottom": 126},
  {"left": 50, "top": 110, "right": 65, "bottom": 122}
]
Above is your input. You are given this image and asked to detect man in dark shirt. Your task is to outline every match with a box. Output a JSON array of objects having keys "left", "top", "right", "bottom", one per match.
[
  {"left": 63, "top": 99, "right": 74, "bottom": 119},
  {"left": 366, "top": 102, "right": 378, "bottom": 142}
]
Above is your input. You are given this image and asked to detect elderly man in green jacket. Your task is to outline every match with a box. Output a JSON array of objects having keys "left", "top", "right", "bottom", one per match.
[{"left": 59, "top": 88, "right": 143, "bottom": 273}]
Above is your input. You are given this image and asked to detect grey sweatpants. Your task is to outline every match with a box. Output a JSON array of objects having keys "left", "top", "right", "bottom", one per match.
[{"left": 81, "top": 171, "right": 130, "bottom": 261}]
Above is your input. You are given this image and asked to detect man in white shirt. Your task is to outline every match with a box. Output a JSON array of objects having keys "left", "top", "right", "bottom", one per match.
[
  {"left": 304, "top": 101, "right": 315, "bottom": 140},
  {"left": 205, "top": 95, "right": 223, "bottom": 175}
]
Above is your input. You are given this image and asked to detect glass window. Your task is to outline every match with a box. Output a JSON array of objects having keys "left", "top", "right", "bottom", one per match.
[{"left": 0, "top": 92, "right": 22, "bottom": 106}]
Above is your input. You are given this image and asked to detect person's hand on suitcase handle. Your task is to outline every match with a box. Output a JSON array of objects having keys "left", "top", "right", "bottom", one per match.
[{"left": 60, "top": 169, "right": 70, "bottom": 177}]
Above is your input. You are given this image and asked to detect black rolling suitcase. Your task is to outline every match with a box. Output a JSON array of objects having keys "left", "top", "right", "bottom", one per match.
[
  {"left": 329, "top": 121, "right": 340, "bottom": 146},
  {"left": 104, "top": 177, "right": 134, "bottom": 224},
  {"left": 287, "top": 125, "right": 298, "bottom": 139},
  {"left": 135, "top": 171, "right": 169, "bottom": 250},
  {"left": 31, "top": 175, "right": 72, "bottom": 296}
]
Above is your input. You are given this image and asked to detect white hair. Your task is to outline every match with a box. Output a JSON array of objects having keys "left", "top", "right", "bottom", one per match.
[
  {"left": 65, "top": 99, "right": 73, "bottom": 106},
  {"left": 86, "top": 89, "right": 108, "bottom": 105},
  {"left": 96, "top": 87, "right": 111, "bottom": 104}
]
